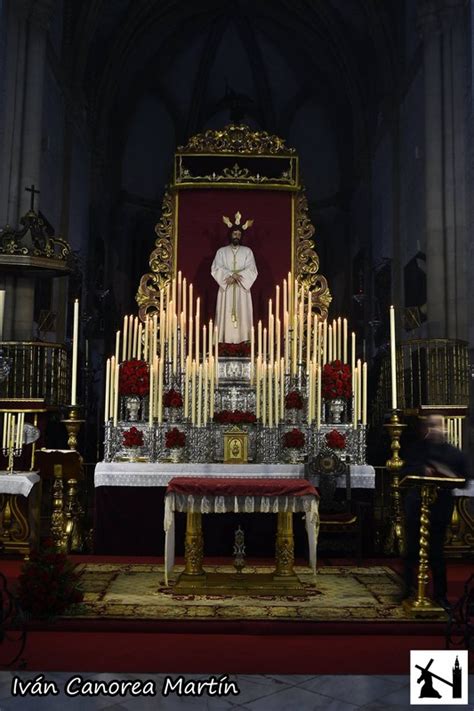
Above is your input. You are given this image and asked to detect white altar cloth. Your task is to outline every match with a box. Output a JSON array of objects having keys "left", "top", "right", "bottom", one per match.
[
  {"left": 94, "top": 462, "right": 376, "bottom": 489},
  {"left": 0, "top": 472, "right": 40, "bottom": 497}
]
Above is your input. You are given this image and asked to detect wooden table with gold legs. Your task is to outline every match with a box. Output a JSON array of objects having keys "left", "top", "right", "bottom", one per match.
[
  {"left": 164, "top": 477, "right": 319, "bottom": 595},
  {"left": 0, "top": 472, "right": 41, "bottom": 559}
]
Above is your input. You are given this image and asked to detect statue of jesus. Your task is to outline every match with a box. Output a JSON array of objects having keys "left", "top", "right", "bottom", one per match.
[{"left": 211, "top": 212, "right": 258, "bottom": 343}]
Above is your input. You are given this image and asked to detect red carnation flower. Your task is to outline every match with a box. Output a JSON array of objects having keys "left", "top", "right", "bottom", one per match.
[
  {"left": 322, "top": 360, "right": 352, "bottom": 400},
  {"left": 165, "top": 427, "right": 186, "bottom": 449},
  {"left": 119, "top": 360, "right": 150, "bottom": 396},
  {"left": 325, "top": 429, "right": 346, "bottom": 450},
  {"left": 283, "top": 428, "right": 305, "bottom": 449},
  {"left": 285, "top": 391, "right": 304, "bottom": 410},
  {"left": 164, "top": 388, "right": 183, "bottom": 408},
  {"left": 122, "top": 426, "right": 144, "bottom": 448},
  {"left": 214, "top": 410, "right": 256, "bottom": 424}
]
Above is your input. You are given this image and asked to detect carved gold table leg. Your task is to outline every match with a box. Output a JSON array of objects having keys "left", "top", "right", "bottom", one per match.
[
  {"left": 0, "top": 493, "right": 33, "bottom": 558},
  {"left": 51, "top": 464, "right": 67, "bottom": 552},
  {"left": 274, "top": 512, "right": 295, "bottom": 577},
  {"left": 64, "top": 477, "right": 84, "bottom": 552},
  {"left": 403, "top": 484, "right": 445, "bottom": 617},
  {"left": 184, "top": 512, "right": 204, "bottom": 576}
]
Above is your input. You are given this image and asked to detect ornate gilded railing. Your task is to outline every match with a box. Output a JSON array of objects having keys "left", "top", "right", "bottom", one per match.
[
  {"left": 373, "top": 339, "right": 470, "bottom": 423},
  {"left": 0, "top": 342, "right": 67, "bottom": 407}
]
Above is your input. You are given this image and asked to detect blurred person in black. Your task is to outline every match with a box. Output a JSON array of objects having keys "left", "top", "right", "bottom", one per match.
[{"left": 401, "top": 414, "right": 468, "bottom": 609}]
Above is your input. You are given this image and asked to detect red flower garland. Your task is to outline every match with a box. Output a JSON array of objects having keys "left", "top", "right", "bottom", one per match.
[
  {"left": 283, "top": 428, "right": 305, "bottom": 449},
  {"left": 325, "top": 429, "right": 346, "bottom": 450},
  {"left": 119, "top": 360, "right": 150, "bottom": 396},
  {"left": 218, "top": 342, "right": 251, "bottom": 357},
  {"left": 322, "top": 359, "right": 352, "bottom": 400},
  {"left": 122, "top": 426, "right": 144, "bottom": 448},
  {"left": 166, "top": 427, "right": 186, "bottom": 449},
  {"left": 163, "top": 388, "right": 183, "bottom": 408},
  {"left": 285, "top": 391, "right": 304, "bottom": 410},
  {"left": 214, "top": 410, "right": 257, "bottom": 424}
]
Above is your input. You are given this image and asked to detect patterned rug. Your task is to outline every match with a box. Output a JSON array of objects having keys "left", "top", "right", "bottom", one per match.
[{"left": 68, "top": 564, "right": 415, "bottom": 622}]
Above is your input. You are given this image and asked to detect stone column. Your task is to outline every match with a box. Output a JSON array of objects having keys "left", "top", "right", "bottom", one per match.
[
  {"left": 0, "top": 0, "right": 29, "bottom": 226},
  {"left": 418, "top": 0, "right": 468, "bottom": 340}
]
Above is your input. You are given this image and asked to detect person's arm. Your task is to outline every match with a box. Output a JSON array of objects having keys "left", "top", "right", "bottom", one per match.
[
  {"left": 236, "top": 248, "right": 258, "bottom": 291},
  {"left": 211, "top": 249, "right": 233, "bottom": 289}
]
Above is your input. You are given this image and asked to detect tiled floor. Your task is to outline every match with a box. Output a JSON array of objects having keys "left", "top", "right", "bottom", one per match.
[{"left": 0, "top": 672, "right": 473, "bottom": 710}]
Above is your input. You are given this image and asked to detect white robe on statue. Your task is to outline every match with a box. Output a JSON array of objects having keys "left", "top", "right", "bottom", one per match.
[{"left": 211, "top": 244, "right": 258, "bottom": 343}]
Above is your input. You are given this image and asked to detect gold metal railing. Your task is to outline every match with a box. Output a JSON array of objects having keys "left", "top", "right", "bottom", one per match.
[
  {"left": 373, "top": 339, "right": 469, "bottom": 423},
  {"left": 0, "top": 341, "right": 68, "bottom": 407}
]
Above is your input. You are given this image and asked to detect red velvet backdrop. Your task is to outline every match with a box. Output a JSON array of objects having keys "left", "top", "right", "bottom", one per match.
[{"left": 176, "top": 189, "right": 292, "bottom": 326}]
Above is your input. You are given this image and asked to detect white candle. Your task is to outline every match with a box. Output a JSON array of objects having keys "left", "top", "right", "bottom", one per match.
[
  {"left": 0, "top": 290, "right": 5, "bottom": 341},
  {"left": 268, "top": 363, "right": 273, "bottom": 429},
  {"left": 357, "top": 358, "right": 362, "bottom": 422},
  {"left": 2, "top": 413, "right": 6, "bottom": 449},
  {"left": 316, "top": 364, "right": 321, "bottom": 429},
  {"left": 104, "top": 358, "right": 110, "bottom": 422},
  {"left": 209, "top": 355, "right": 215, "bottom": 419},
  {"left": 158, "top": 356, "right": 164, "bottom": 423},
  {"left": 209, "top": 319, "right": 213, "bottom": 360},
  {"left": 353, "top": 366, "right": 358, "bottom": 427},
  {"left": 389, "top": 305, "right": 397, "bottom": 410},
  {"left": 250, "top": 326, "right": 255, "bottom": 383},
  {"left": 149, "top": 361, "right": 154, "bottom": 427},
  {"left": 337, "top": 317, "right": 342, "bottom": 361},
  {"left": 197, "top": 363, "right": 203, "bottom": 427},
  {"left": 70, "top": 298, "right": 79, "bottom": 406},
  {"left": 328, "top": 324, "right": 333, "bottom": 363},
  {"left": 191, "top": 360, "right": 196, "bottom": 425},
  {"left": 113, "top": 357, "right": 119, "bottom": 426},
  {"left": 214, "top": 325, "right": 219, "bottom": 384},
  {"left": 362, "top": 362, "right": 367, "bottom": 426},
  {"left": 195, "top": 298, "right": 200, "bottom": 363},
  {"left": 343, "top": 318, "right": 348, "bottom": 363},
  {"left": 184, "top": 357, "right": 190, "bottom": 418},
  {"left": 203, "top": 360, "right": 208, "bottom": 426},
  {"left": 256, "top": 358, "right": 261, "bottom": 419},
  {"left": 122, "top": 315, "right": 128, "bottom": 361},
  {"left": 322, "top": 319, "right": 327, "bottom": 365}
]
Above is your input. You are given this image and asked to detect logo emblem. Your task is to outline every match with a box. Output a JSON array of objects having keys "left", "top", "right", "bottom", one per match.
[{"left": 410, "top": 651, "right": 468, "bottom": 705}]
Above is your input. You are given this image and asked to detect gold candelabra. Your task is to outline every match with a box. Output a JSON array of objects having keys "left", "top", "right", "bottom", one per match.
[
  {"left": 62, "top": 405, "right": 84, "bottom": 451},
  {"left": 384, "top": 410, "right": 406, "bottom": 555}
]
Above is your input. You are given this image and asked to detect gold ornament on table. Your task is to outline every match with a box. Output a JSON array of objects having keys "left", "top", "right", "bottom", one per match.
[{"left": 223, "top": 426, "right": 248, "bottom": 464}]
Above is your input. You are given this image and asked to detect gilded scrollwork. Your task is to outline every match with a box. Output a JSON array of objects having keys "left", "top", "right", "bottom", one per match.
[
  {"left": 177, "top": 124, "right": 295, "bottom": 155},
  {"left": 136, "top": 192, "right": 174, "bottom": 320},
  {"left": 294, "top": 192, "right": 331, "bottom": 318},
  {"left": 0, "top": 209, "right": 71, "bottom": 263}
]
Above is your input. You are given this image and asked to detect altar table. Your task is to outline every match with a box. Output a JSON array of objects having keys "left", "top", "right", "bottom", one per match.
[
  {"left": 0, "top": 472, "right": 41, "bottom": 557},
  {"left": 164, "top": 477, "right": 320, "bottom": 586},
  {"left": 93, "top": 462, "right": 374, "bottom": 555}
]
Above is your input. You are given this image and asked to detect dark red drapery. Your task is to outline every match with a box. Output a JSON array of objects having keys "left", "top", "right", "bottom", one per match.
[{"left": 176, "top": 189, "right": 293, "bottom": 326}]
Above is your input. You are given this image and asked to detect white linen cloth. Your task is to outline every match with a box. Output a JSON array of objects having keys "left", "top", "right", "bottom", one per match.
[
  {"left": 211, "top": 244, "right": 257, "bottom": 343},
  {"left": 0, "top": 472, "right": 40, "bottom": 497},
  {"left": 163, "top": 492, "right": 320, "bottom": 585}
]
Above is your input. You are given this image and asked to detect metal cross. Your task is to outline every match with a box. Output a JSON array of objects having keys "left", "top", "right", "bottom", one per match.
[{"left": 25, "top": 184, "right": 40, "bottom": 211}]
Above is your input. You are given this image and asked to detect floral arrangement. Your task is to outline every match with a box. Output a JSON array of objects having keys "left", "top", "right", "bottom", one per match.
[
  {"left": 119, "top": 360, "right": 149, "bottom": 396},
  {"left": 285, "top": 391, "right": 304, "bottom": 410},
  {"left": 325, "top": 429, "right": 346, "bottom": 450},
  {"left": 322, "top": 359, "right": 352, "bottom": 400},
  {"left": 218, "top": 342, "right": 251, "bottom": 357},
  {"left": 122, "top": 426, "right": 144, "bottom": 448},
  {"left": 17, "top": 539, "right": 83, "bottom": 619},
  {"left": 165, "top": 427, "right": 186, "bottom": 449},
  {"left": 214, "top": 410, "right": 257, "bottom": 424},
  {"left": 283, "top": 428, "right": 305, "bottom": 449},
  {"left": 163, "top": 388, "right": 183, "bottom": 408}
]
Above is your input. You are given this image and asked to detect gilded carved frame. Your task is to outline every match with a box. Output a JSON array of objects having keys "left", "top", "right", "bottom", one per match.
[{"left": 136, "top": 125, "right": 331, "bottom": 319}]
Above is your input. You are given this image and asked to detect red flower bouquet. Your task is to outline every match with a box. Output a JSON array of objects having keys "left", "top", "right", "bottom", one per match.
[
  {"left": 165, "top": 427, "right": 186, "bottom": 449},
  {"left": 122, "top": 426, "right": 144, "bottom": 448},
  {"left": 17, "top": 539, "right": 83, "bottom": 619},
  {"left": 119, "top": 360, "right": 149, "bottom": 396},
  {"left": 163, "top": 388, "right": 183, "bottom": 408},
  {"left": 283, "top": 428, "right": 305, "bottom": 449},
  {"left": 322, "top": 360, "right": 352, "bottom": 399},
  {"left": 285, "top": 391, "right": 304, "bottom": 410},
  {"left": 214, "top": 410, "right": 257, "bottom": 425},
  {"left": 218, "top": 342, "right": 251, "bottom": 357},
  {"left": 325, "top": 429, "right": 346, "bottom": 450}
]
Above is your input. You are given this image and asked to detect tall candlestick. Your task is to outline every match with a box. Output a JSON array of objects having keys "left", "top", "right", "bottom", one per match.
[
  {"left": 357, "top": 358, "right": 362, "bottom": 422},
  {"left": 195, "top": 298, "right": 200, "bottom": 363},
  {"left": 389, "top": 305, "right": 397, "bottom": 410},
  {"left": 316, "top": 364, "right": 321, "bottom": 429},
  {"left": 71, "top": 298, "right": 79, "bottom": 406},
  {"left": 268, "top": 363, "right": 273, "bottom": 428},
  {"left": 328, "top": 324, "right": 333, "bottom": 363},
  {"left": 322, "top": 319, "right": 327, "bottom": 365},
  {"left": 197, "top": 363, "right": 203, "bottom": 427},
  {"left": 256, "top": 358, "right": 261, "bottom": 419},
  {"left": 337, "top": 317, "right": 342, "bottom": 361},
  {"left": 258, "top": 320, "right": 262, "bottom": 360},
  {"left": 191, "top": 360, "right": 196, "bottom": 425},
  {"left": 203, "top": 360, "right": 209, "bottom": 426},
  {"left": 353, "top": 366, "right": 358, "bottom": 428},
  {"left": 149, "top": 358, "right": 154, "bottom": 427}
]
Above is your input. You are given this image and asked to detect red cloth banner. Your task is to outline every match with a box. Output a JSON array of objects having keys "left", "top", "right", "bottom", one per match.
[
  {"left": 176, "top": 189, "right": 293, "bottom": 325},
  {"left": 166, "top": 477, "right": 318, "bottom": 498}
]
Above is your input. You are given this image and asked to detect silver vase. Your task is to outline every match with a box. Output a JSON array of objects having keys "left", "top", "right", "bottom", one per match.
[
  {"left": 169, "top": 447, "right": 183, "bottom": 463},
  {"left": 125, "top": 395, "right": 141, "bottom": 422},
  {"left": 328, "top": 398, "right": 345, "bottom": 424},
  {"left": 287, "top": 447, "right": 302, "bottom": 464}
]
